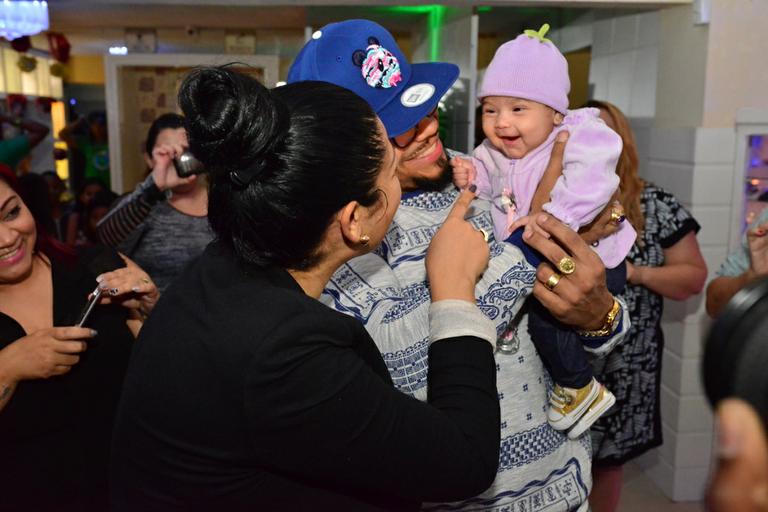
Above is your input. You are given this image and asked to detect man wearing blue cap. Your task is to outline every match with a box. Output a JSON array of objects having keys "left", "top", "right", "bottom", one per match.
[{"left": 290, "top": 20, "right": 628, "bottom": 512}]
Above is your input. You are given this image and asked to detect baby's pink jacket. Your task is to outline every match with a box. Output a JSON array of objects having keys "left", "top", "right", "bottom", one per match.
[{"left": 472, "top": 107, "right": 637, "bottom": 268}]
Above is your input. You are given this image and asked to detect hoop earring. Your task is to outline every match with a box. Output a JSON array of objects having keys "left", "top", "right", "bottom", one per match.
[{"left": 360, "top": 234, "right": 370, "bottom": 246}]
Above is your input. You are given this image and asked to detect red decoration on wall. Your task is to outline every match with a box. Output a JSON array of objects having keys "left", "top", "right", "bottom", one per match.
[
  {"left": 6, "top": 94, "right": 28, "bottom": 112},
  {"left": 10, "top": 36, "right": 31, "bottom": 53},
  {"left": 35, "top": 97, "right": 54, "bottom": 114},
  {"left": 47, "top": 33, "right": 71, "bottom": 63}
]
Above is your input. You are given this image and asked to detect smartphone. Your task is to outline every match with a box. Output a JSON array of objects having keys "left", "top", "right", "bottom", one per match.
[
  {"left": 76, "top": 285, "right": 103, "bottom": 327},
  {"left": 173, "top": 151, "right": 205, "bottom": 178},
  {"left": 703, "top": 277, "right": 768, "bottom": 427}
]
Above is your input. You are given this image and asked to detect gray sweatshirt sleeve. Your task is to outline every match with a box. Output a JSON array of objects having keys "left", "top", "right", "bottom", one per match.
[{"left": 97, "top": 175, "right": 166, "bottom": 247}]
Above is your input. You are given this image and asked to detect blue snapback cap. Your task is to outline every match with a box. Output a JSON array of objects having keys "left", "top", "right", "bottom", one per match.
[{"left": 287, "top": 19, "right": 459, "bottom": 139}]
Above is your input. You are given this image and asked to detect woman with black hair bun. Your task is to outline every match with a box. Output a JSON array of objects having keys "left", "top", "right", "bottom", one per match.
[
  {"left": 96, "top": 113, "right": 212, "bottom": 292},
  {"left": 110, "top": 66, "right": 502, "bottom": 511}
]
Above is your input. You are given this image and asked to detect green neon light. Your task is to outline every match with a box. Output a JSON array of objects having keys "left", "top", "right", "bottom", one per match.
[
  {"left": 373, "top": 5, "right": 448, "bottom": 61},
  {"left": 428, "top": 5, "right": 446, "bottom": 62}
]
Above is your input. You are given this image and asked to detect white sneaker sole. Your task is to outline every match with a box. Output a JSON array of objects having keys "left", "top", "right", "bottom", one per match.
[
  {"left": 567, "top": 386, "right": 616, "bottom": 440},
  {"left": 548, "top": 378, "right": 601, "bottom": 431}
]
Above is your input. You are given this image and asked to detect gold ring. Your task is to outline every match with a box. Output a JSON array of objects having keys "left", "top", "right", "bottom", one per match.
[
  {"left": 557, "top": 256, "right": 576, "bottom": 275},
  {"left": 477, "top": 228, "right": 490, "bottom": 242},
  {"left": 545, "top": 272, "right": 562, "bottom": 291},
  {"left": 610, "top": 207, "right": 626, "bottom": 226}
]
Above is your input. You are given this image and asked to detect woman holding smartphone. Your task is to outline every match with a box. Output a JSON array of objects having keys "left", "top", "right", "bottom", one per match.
[{"left": 0, "top": 165, "right": 158, "bottom": 511}]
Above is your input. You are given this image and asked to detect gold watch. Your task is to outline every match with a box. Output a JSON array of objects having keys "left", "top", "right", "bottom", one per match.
[{"left": 577, "top": 298, "right": 621, "bottom": 338}]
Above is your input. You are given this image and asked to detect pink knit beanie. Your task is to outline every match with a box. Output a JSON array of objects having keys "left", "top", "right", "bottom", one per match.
[{"left": 478, "top": 24, "right": 570, "bottom": 114}]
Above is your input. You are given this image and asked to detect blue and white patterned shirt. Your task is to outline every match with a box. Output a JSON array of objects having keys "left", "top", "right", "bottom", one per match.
[{"left": 322, "top": 184, "right": 628, "bottom": 512}]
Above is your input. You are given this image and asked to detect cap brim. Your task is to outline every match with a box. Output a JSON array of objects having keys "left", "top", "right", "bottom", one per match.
[{"left": 377, "top": 62, "right": 459, "bottom": 139}]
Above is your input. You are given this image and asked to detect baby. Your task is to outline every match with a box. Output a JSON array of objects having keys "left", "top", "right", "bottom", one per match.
[{"left": 453, "top": 25, "right": 636, "bottom": 439}]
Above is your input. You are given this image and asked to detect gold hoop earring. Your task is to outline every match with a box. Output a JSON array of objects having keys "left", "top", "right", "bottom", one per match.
[{"left": 360, "top": 234, "right": 370, "bottom": 246}]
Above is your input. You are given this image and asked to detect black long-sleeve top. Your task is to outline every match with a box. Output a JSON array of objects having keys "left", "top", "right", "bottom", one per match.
[
  {"left": 110, "top": 242, "right": 501, "bottom": 511},
  {"left": 0, "top": 249, "right": 134, "bottom": 512}
]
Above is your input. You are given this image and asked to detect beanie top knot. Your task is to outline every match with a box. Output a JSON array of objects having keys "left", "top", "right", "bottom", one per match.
[{"left": 478, "top": 23, "right": 570, "bottom": 114}]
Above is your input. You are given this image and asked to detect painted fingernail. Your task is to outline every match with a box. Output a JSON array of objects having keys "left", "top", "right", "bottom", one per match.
[
  {"left": 109, "top": 288, "right": 119, "bottom": 296},
  {"left": 468, "top": 184, "right": 477, "bottom": 193},
  {"left": 131, "top": 286, "right": 141, "bottom": 293},
  {"left": 96, "top": 275, "right": 104, "bottom": 283},
  {"left": 90, "top": 329, "right": 98, "bottom": 337}
]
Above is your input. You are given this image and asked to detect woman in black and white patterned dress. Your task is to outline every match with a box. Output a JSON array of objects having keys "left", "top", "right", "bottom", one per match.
[{"left": 584, "top": 101, "right": 708, "bottom": 512}]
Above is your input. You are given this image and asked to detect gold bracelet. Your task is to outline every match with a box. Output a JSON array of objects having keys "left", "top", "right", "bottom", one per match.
[{"left": 576, "top": 298, "right": 621, "bottom": 338}]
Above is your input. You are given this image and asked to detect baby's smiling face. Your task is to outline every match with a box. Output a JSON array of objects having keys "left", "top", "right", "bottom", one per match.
[{"left": 481, "top": 96, "right": 563, "bottom": 160}]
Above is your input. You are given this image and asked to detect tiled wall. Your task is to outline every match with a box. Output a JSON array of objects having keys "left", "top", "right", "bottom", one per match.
[
  {"left": 599, "top": 8, "right": 728, "bottom": 503},
  {"left": 589, "top": 11, "right": 659, "bottom": 118},
  {"left": 633, "top": 124, "right": 736, "bottom": 501}
]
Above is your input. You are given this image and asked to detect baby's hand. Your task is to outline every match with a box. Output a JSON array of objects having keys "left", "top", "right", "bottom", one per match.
[
  {"left": 450, "top": 157, "right": 476, "bottom": 190},
  {"left": 508, "top": 215, "right": 551, "bottom": 241}
]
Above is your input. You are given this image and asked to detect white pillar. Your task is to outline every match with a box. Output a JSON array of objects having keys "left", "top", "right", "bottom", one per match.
[{"left": 411, "top": 7, "right": 477, "bottom": 154}]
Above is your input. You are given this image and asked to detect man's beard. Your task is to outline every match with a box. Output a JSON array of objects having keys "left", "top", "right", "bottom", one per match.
[{"left": 411, "top": 154, "right": 453, "bottom": 192}]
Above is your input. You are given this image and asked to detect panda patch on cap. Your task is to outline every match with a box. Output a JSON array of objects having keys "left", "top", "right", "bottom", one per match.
[{"left": 352, "top": 37, "right": 402, "bottom": 89}]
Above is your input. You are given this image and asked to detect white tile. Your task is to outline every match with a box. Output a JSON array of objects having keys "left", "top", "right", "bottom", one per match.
[
  {"left": 612, "top": 14, "right": 639, "bottom": 54},
  {"left": 679, "top": 356, "right": 706, "bottom": 396},
  {"left": 671, "top": 466, "right": 710, "bottom": 502},
  {"left": 645, "top": 161, "right": 694, "bottom": 204},
  {"left": 637, "top": 11, "right": 660, "bottom": 48},
  {"left": 690, "top": 205, "right": 731, "bottom": 246},
  {"left": 694, "top": 127, "right": 737, "bottom": 164},
  {"left": 663, "top": 321, "right": 687, "bottom": 358},
  {"left": 700, "top": 246, "right": 729, "bottom": 282},
  {"left": 692, "top": 165, "right": 735, "bottom": 206},
  {"left": 663, "top": 317, "right": 711, "bottom": 359},
  {"left": 662, "top": 349, "right": 683, "bottom": 392},
  {"left": 630, "top": 119, "right": 653, "bottom": 170},
  {"left": 588, "top": 56, "right": 610, "bottom": 100},
  {"left": 630, "top": 45, "right": 658, "bottom": 117},
  {"left": 663, "top": 293, "right": 707, "bottom": 321},
  {"left": 607, "top": 51, "right": 636, "bottom": 114},
  {"left": 646, "top": 453, "right": 710, "bottom": 503},
  {"left": 650, "top": 127, "right": 697, "bottom": 163},
  {"left": 660, "top": 385, "right": 679, "bottom": 430},
  {"left": 592, "top": 18, "right": 613, "bottom": 57},
  {"left": 661, "top": 348, "right": 705, "bottom": 396},
  {"left": 646, "top": 455, "right": 675, "bottom": 498},
  {"left": 660, "top": 425, "right": 713, "bottom": 468},
  {"left": 661, "top": 386, "right": 714, "bottom": 433},
  {"left": 560, "top": 23, "right": 592, "bottom": 53}
]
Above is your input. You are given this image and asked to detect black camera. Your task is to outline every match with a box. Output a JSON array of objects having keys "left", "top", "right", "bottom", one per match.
[
  {"left": 172, "top": 150, "right": 205, "bottom": 178},
  {"left": 703, "top": 277, "right": 768, "bottom": 426}
]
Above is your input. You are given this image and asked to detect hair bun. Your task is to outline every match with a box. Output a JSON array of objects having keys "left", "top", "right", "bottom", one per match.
[{"left": 178, "top": 66, "right": 286, "bottom": 175}]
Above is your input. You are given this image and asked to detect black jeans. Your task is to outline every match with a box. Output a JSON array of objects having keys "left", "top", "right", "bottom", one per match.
[{"left": 528, "top": 263, "right": 626, "bottom": 389}]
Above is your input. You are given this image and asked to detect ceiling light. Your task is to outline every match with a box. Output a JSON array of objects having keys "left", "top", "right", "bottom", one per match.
[{"left": 0, "top": 1, "right": 49, "bottom": 40}]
